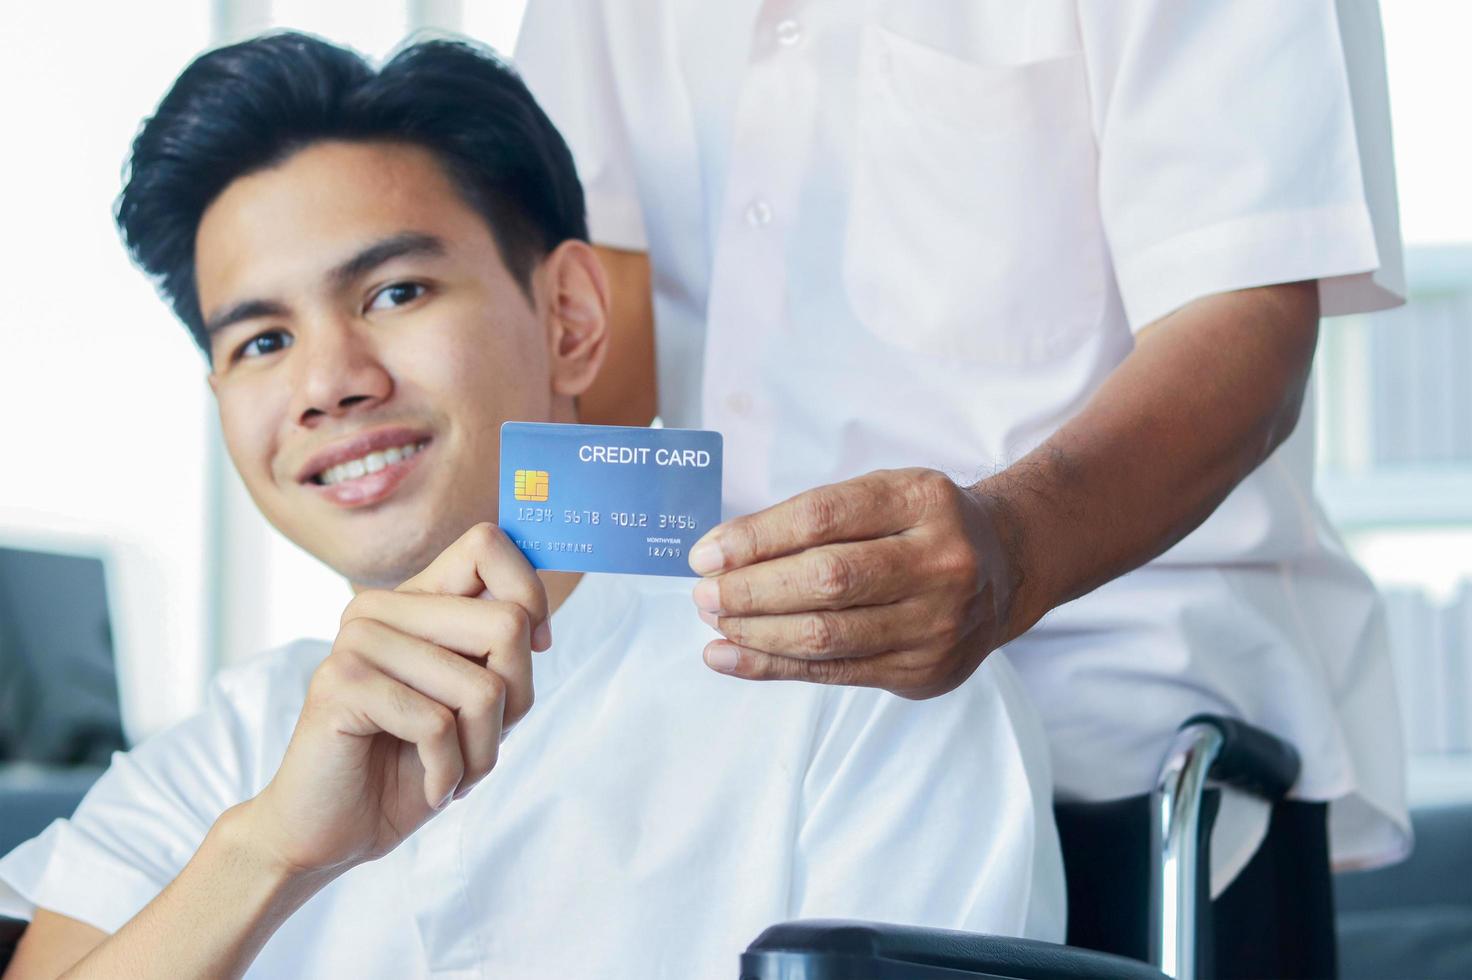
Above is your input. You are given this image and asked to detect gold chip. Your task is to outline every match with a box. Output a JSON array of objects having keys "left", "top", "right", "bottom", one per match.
[{"left": 514, "top": 469, "right": 549, "bottom": 501}]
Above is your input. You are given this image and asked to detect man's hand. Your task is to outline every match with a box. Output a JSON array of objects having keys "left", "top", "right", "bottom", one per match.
[
  {"left": 241, "top": 522, "right": 549, "bottom": 878},
  {"left": 17, "top": 524, "right": 552, "bottom": 980},
  {"left": 688, "top": 468, "right": 1018, "bottom": 700}
]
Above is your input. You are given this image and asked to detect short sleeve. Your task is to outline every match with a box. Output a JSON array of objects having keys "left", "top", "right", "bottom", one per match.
[
  {"left": 1080, "top": 0, "right": 1405, "bottom": 331},
  {"left": 513, "top": 0, "right": 648, "bottom": 252},
  {"left": 0, "top": 652, "right": 291, "bottom": 933},
  {"left": 790, "top": 657, "right": 1066, "bottom": 942}
]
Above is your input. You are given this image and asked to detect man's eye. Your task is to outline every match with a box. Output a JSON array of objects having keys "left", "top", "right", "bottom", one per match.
[
  {"left": 367, "top": 281, "right": 427, "bottom": 312},
  {"left": 238, "top": 330, "right": 293, "bottom": 361}
]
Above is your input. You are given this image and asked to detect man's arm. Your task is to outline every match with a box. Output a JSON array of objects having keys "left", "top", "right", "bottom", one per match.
[
  {"left": 6, "top": 808, "right": 333, "bottom": 979},
  {"left": 581, "top": 246, "right": 655, "bottom": 427},
  {"left": 985, "top": 280, "right": 1318, "bottom": 633},
  {"left": 5, "top": 911, "right": 105, "bottom": 978},
  {"left": 3, "top": 524, "right": 544, "bottom": 979},
  {"left": 689, "top": 281, "right": 1319, "bottom": 698}
]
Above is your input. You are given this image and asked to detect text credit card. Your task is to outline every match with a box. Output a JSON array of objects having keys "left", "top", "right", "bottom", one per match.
[{"left": 498, "top": 421, "right": 723, "bottom": 576}]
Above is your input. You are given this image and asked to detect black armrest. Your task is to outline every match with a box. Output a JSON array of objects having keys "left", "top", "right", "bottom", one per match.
[
  {"left": 1, "top": 915, "right": 26, "bottom": 970},
  {"left": 1181, "top": 714, "right": 1300, "bottom": 801},
  {"left": 741, "top": 920, "right": 1168, "bottom": 980}
]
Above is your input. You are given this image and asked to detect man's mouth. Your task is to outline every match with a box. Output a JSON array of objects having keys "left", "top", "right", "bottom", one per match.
[
  {"left": 311, "top": 439, "right": 430, "bottom": 486},
  {"left": 297, "top": 428, "right": 434, "bottom": 509}
]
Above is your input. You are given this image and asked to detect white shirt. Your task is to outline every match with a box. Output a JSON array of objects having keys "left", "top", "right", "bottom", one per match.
[
  {"left": 0, "top": 573, "right": 1064, "bottom": 977},
  {"left": 513, "top": 0, "right": 1412, "bottom": 892}
]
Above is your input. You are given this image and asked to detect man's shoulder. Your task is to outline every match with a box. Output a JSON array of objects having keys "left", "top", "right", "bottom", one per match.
[{"left": 208, "top": 636, "right": 332, "bottom": 717}]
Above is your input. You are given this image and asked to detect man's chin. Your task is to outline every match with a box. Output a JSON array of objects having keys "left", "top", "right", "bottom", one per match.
[
  {"left": 321, "top": 518, "right": 476, "bottom": 591},
  {"left": 269, "top": 487, "right": 492, "bottom": 588},
  {"left": 362, "top": 545, "right": 434, "bottom": 589}
]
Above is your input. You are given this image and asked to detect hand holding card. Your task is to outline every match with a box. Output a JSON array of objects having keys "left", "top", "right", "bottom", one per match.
[{"left": 498, "top": 422, "right": 723, "bottom": 576}]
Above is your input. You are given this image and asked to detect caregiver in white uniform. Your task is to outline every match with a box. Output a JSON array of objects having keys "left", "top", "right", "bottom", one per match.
[{"left": 514, "top": 2, "right": 1409, "bottom": 975}]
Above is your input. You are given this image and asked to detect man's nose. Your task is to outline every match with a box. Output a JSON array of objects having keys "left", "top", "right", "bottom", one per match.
[{"left": 290, "top": 318, "right": 393, "bottom": 426}]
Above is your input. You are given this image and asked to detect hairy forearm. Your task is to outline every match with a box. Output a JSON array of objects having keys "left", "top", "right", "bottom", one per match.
[
  {"left": 979, "top": 281, "right": 1320, "bottom": 642},
  {"left": 60, "top": 803, "right": 334, "bottom": 980}
]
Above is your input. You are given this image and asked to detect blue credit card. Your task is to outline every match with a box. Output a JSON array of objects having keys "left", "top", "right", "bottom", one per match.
[{"left": 498, "top": 421, "right": 723, "bottom": 576}]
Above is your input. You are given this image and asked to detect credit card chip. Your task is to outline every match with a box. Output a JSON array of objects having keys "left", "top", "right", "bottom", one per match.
[{"left": 514, "top": 469, "right": 550, "bottom": 501}]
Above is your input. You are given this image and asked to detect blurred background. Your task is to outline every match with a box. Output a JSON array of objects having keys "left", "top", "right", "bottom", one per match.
[{"left": 0, "top": 0, "right": 1468, "bottom": 972}]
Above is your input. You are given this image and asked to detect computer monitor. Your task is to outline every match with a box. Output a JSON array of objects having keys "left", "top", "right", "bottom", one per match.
[{"left": 0, "top": 542, "right": 127, "bottom": 766}]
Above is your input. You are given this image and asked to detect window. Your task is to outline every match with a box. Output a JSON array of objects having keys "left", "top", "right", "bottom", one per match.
[{"left": 1314, "top": 4, "right": 1472, "bottom": 803}]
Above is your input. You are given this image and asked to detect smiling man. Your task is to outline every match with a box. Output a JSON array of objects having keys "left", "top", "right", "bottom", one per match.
[{"left": 0, "top": 34, "right": 1062, "bottom": 979}]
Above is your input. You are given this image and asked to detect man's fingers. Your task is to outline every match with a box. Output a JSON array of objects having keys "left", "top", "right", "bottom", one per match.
[
  {"left": 709, "top": 597, "right": 960, "bottom": 660},
  {"left": 689, "top": 470, "right": 922, "bottom": 575},
  {"left": 337, "top": 618, "right": 516, "bottom": 793},
  {"left": 397, "top": 523, "right": 551, "bottom": 649},
  {"left": 324, "top": 657, "right": 467, "bottom": 810},
  {"left": 701, "top": 640, "right": 963, "bottom": 700},
  {"left": 694, "top": 537, "right": 917, "bottom": 617},
  {"left": 701, "top": 641, "right": 886, "bottom": 689},
  {"left": 341, "top": 591, "right": 533, "bottom": 723}
]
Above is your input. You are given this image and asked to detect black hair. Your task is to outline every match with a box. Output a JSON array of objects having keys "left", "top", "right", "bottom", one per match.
[{"left": 115, "top": 31, "right": 588, "bottom": 353}]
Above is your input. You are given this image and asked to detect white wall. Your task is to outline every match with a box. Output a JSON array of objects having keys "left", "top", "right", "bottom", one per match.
[{"left": 0, "top": 2, "right": 214, "bottom": 742}]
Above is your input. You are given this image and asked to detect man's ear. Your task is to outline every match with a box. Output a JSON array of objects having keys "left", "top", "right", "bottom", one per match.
[{"left": 539, "top": 240, "right": 611, "bottom": 399}]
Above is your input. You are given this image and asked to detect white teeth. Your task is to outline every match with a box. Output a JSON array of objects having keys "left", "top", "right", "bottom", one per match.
[{"left": 316, "top": 440, "right": 427, "bottom": 486}]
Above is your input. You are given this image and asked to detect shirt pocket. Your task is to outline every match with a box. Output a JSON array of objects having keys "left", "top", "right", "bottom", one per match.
[{"left": 842, "top": 24, "right": 1108, "bottom": 367}]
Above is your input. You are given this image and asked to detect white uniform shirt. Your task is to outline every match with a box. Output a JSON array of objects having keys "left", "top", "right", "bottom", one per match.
[
  {"left": 0, "top": 574, "right": 1064, "bottom": 977},
  {"left": 513, "top": 0, "right": 1411, "bottom": 891}
]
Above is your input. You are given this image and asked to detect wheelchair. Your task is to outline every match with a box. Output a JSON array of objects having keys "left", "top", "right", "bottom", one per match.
[
  {"left": 740, "top": 714, "right": 1306, "bottom": 980},
  {"left": 0, "top": 715, "right": 1304, "bottom": 979}
]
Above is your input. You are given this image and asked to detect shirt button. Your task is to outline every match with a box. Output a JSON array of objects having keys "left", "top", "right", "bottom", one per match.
[
  {"left": 726, "top": 391, "right": 754, "bottom": 416},
  {"left": 775, "top": 18, "right": 804, "bottom": 47},
  {"left": 744, "top": 199, "right": 773, "bottom": 227}
]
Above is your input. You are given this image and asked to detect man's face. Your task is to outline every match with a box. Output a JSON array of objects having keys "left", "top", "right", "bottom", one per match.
[{"left": 197, "top": 140, "right": 557, "bottom": 588}]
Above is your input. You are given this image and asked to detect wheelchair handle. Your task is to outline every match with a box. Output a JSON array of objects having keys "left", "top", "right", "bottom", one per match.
[
  {"left": 1150, "top": 715, "right": 1300, "bottom": 980},
  {"left": 1183, "top": 713, "right": 1301, "bottom": 801},
  {"left": 741, "top": 919, "right": 1169, "bottom": 979}
]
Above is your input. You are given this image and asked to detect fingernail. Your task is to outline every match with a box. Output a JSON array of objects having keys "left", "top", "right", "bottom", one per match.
[
  {"left": 452, "top": 781, "right": 474, "bottom": 802},
  {"left": 691, "top": 578, "right": 722, "bottom": 614},
  {"left": 698, "top": 609, "right": 719, "bottom": 629},
  {"left": 688, "top": 537, "right": 724, "bottom": 576},
  {"left": 435, "top": 785, "right": 457, "bottom": 810},
  {"left": 704, "top": 642, "right": 740, "bottom": 673},
  {"left": 532, "top": 621, "right": 553, "bottom": 652}
]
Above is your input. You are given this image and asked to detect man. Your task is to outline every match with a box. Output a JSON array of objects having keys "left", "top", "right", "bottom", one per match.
[
  {"left": 0, "top": 34, "right": 1062, "bottom": 978},
  {"left": 513, "top": 2, "right": 1409, "bottom": 976}
]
